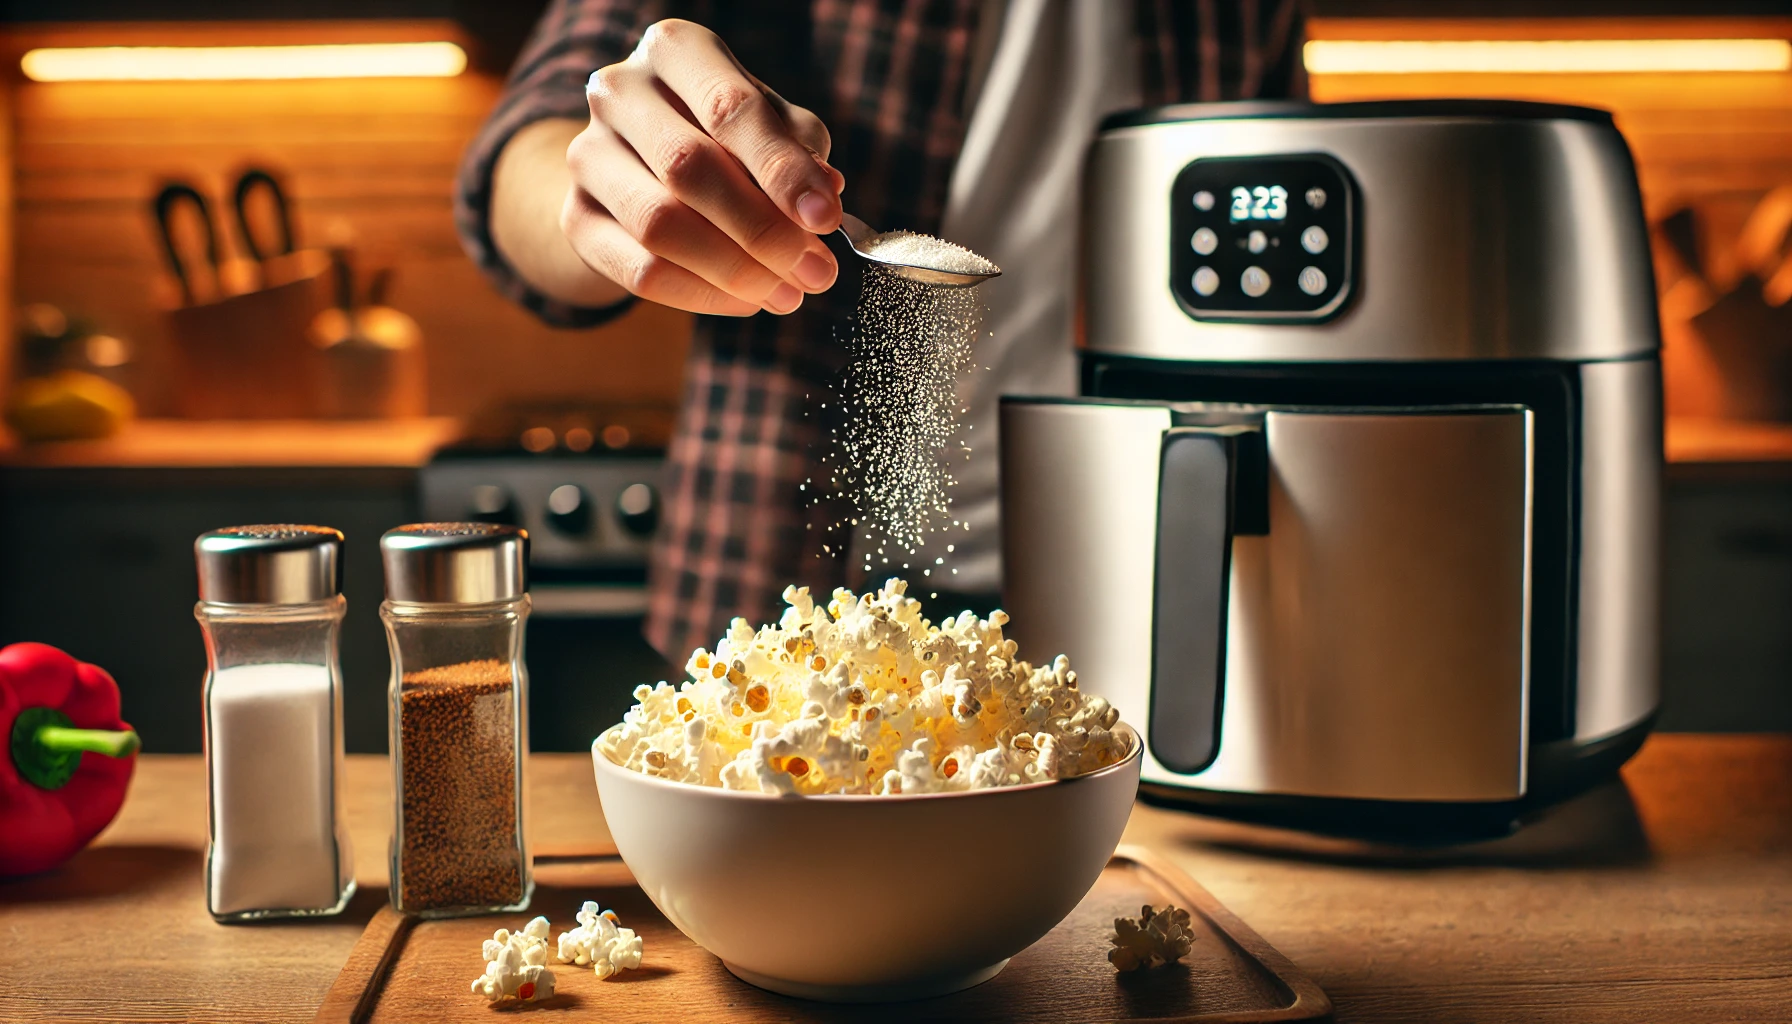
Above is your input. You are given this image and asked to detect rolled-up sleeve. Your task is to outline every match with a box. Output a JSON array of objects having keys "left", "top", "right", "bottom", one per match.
[{"left": 454, "top": 0, "right": 654, "bottom": 328}]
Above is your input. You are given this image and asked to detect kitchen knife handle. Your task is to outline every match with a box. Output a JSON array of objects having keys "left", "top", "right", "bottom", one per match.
[
  {"left": 232, "top": 168, "right": 294, "bottom": 264},
  {"left": 1149, "top": 426, "right": 1266, "bottom": 776},
  {"left": 151, "top": 183, "right": 219, "bottom": 307}
]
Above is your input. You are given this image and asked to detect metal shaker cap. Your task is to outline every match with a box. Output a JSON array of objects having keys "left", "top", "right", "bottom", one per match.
[
  {"left": 195, "top": 525, "right": 344, "bottom": 604},
  {"left": 380, "top": 523, "right": 528, "bottom": 604}
]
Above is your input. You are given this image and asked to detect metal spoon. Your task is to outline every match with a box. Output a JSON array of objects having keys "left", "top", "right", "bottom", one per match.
[{"left": 836, "top": 212, "right": 1001, "bottom": 288}]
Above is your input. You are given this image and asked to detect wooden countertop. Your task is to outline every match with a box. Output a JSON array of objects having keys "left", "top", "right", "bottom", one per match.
[{"left": 2, "top": 735, "right": 1787, "bottom": 1022}]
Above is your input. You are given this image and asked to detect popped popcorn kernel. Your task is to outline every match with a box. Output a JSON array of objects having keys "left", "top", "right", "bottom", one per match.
[
  {"left": 471, "top": 917, "right": 557, "bottom": 1002},
  {"left": 1108, "top": 904, "right": 1195, "bottom": 972},
  {"left": 601, "top": 580, "right": 1131, "bottom": 795},
  {"left": 557, "top": 901, "right": 644, "bottom": 980}
]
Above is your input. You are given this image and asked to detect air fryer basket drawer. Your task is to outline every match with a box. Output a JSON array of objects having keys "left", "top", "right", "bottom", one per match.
[{"left": 1000, "top": 398, "right": 1534, "bottom": 802}]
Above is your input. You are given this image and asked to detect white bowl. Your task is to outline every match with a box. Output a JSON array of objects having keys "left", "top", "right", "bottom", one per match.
[{"left": 591, "top": 723, "right": 1142, "bottom": 1002}]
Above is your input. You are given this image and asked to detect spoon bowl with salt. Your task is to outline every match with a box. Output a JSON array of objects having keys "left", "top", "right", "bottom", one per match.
[{"left": 837, "top": 212, "right": 1001, "bottom": 288}]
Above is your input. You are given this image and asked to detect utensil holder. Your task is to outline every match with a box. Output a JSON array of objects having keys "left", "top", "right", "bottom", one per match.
[{"left": 165, "top": 249, "right": 331, "bottom": 419}]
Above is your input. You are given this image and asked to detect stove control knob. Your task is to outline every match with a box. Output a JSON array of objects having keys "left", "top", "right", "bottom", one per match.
[
  {"left": 545, "top": 483, "right": 593, "bottom": 536},
  {"left": 467, "top": 483, "right": 518, "bottom": 526},
  {"left": 616, "top": 482, "right": 660, "bottom": 539}
]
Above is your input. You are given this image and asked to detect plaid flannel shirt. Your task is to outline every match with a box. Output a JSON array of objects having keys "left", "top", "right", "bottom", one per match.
[{"left": 455, "top": 0, "right": 1306, "bottom": 661}]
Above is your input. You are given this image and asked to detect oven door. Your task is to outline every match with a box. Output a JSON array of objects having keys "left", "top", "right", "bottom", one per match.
[
  {"left": 420, "top": 454, "right": 673, "bottom": 752},
  {"left": 999, "top": 396, "right": 1534, "bottom": 803},
  {"left": 526, "top": 582, "right": 674, "bottom": 752}
]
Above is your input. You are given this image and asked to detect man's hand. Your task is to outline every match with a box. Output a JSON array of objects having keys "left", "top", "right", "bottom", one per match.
[{"left": 563, "top": 19, "right": 845, "bottom": 316}]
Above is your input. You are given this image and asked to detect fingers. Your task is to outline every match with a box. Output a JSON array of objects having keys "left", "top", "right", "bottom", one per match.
[
  {"left": 711, "top": 34, "right": 832, "bottom": 164},
  {"left": 727, "top": 57, "right": 840, "bottom": 188},
  {"left": 559, "top": 186, "right": 762, "bottom": 317},
  {"left": 570, "top": 18, "right": 850, "bottom": 314},
  {"left": 783, "top": 107, "right": 845, "bottom": 193},
  {"left": 589, "top": 62, "right": 837, "bottom": 297},
  {"left": 634, "top": 20, "right": 844, "bottom": 235},
  {"left": 758, "top": 91, "right": 845, "bottom": 197},
  {"left": 568, "top": 123, "right": 803, "bottom": 313}
]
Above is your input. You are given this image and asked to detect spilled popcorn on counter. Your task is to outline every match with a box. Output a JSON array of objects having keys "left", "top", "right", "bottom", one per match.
[
  {"left": 599, "top": 578, "right": 1128, "bottom": 795},
  {"left": 1108, "top": 904, "right": 1195, "bottom": 972},
  {"left": 471, "top": 916, "right": 556, "bottom": 1003},
  {"left": 557, "top": 901, "right": 645, "bottom": 979}
]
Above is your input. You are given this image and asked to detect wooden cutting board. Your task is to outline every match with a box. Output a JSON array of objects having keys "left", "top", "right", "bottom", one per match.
[{"left": 315, "top": 845, "right": 1330, "bottom": 1023}]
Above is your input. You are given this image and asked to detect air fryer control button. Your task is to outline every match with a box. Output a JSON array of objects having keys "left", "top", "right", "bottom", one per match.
[
  {"left": 1298, "top": 266, "right": 1327, "bottom": 295},
  {"left": 1192, "top": 267, "right": 1220, "bottom": 296},
  {"left": 1241, "top": 266, "right": 1271, "bottom": 297},
  {"left": 1192, "top": 190, "right": 1214, "bottom": 211},
  {"left": 1247, "top": 229, "right": 1267, "bottom": 254},
  {"left": 1191, "top": 227, "right": 1218, "bottom": 255},
  {"left": 1301, "top": 225, "right": 1328, "bottom": 254},
  {"left": 1305, "top": 186, "right": 1327, "bottom": 209}
]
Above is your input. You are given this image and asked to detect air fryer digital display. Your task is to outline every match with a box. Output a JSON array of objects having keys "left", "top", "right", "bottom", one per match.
[{"left": 1170, "top": 154, "right": 1356, "bottom": 322}]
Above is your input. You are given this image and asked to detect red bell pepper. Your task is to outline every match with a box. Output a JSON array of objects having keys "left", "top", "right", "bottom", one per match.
[{"left": 1, "top": 642, "right": 139, "bottom": 877}]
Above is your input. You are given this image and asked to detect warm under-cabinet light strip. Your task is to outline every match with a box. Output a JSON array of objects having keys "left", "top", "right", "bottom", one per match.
[
  {"left": 1304, "top": 38, "right": 1792, "bottom": 75},
  {"left": 20, "top": 41, "right": 467, "bottom": 82}
]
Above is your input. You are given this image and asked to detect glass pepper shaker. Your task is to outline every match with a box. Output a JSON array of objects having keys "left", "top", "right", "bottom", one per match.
[
  {"left": 196, "top": 525, "right": 354, "bottom": 922},
  {"left": 380, "top": 523, "right": 532, "bottom": 918}
]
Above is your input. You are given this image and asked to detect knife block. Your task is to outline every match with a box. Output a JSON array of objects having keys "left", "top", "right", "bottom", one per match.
[{"left": 164, "top": 249, "right": 332, "bottom": 419}]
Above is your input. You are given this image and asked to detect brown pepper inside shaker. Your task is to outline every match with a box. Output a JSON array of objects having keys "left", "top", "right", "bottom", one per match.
[{"left": 397, "top": 659, "right": 522, "bottom": 911}]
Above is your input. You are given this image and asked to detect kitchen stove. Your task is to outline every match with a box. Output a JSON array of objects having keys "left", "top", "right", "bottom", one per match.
[{"left": 419, "top": 401, "right": 676, "bottom": 749}]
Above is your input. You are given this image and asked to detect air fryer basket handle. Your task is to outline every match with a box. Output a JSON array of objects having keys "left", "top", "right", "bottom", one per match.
[{"left": 1149, "top": 426, "right": 1265, "bottom": 775}]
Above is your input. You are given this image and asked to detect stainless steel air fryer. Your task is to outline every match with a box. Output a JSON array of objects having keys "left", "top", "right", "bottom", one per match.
[{"left": 1001, "top": 100, "right": 1661, "bottom": 841}]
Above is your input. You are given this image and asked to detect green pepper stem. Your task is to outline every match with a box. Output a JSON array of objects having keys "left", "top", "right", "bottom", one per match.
[{"left": 34, "top": 724, "right": 140, "bottom": 759}]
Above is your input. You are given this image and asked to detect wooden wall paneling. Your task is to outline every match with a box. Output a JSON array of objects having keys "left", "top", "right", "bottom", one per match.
[{"left": 5, "top": 22, "right": 692, "bottom": 418}]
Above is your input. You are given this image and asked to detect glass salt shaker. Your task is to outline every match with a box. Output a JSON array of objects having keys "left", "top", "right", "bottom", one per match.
[
  {"left": 196, "top": 525, "right": 355, "bottom": 922},
  {"left": 380, "top": 523, "right": 532, "bottom": 918}
]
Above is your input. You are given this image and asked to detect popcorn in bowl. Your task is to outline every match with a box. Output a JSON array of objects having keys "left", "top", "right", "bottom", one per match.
[{"left": 598, "top": 578, "right": 1128, "bottom": 795}]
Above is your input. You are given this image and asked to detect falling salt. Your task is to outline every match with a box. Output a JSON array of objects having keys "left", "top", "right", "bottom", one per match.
[{"left": 815, "top": 258, "right": 988, "bottom": 566}]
